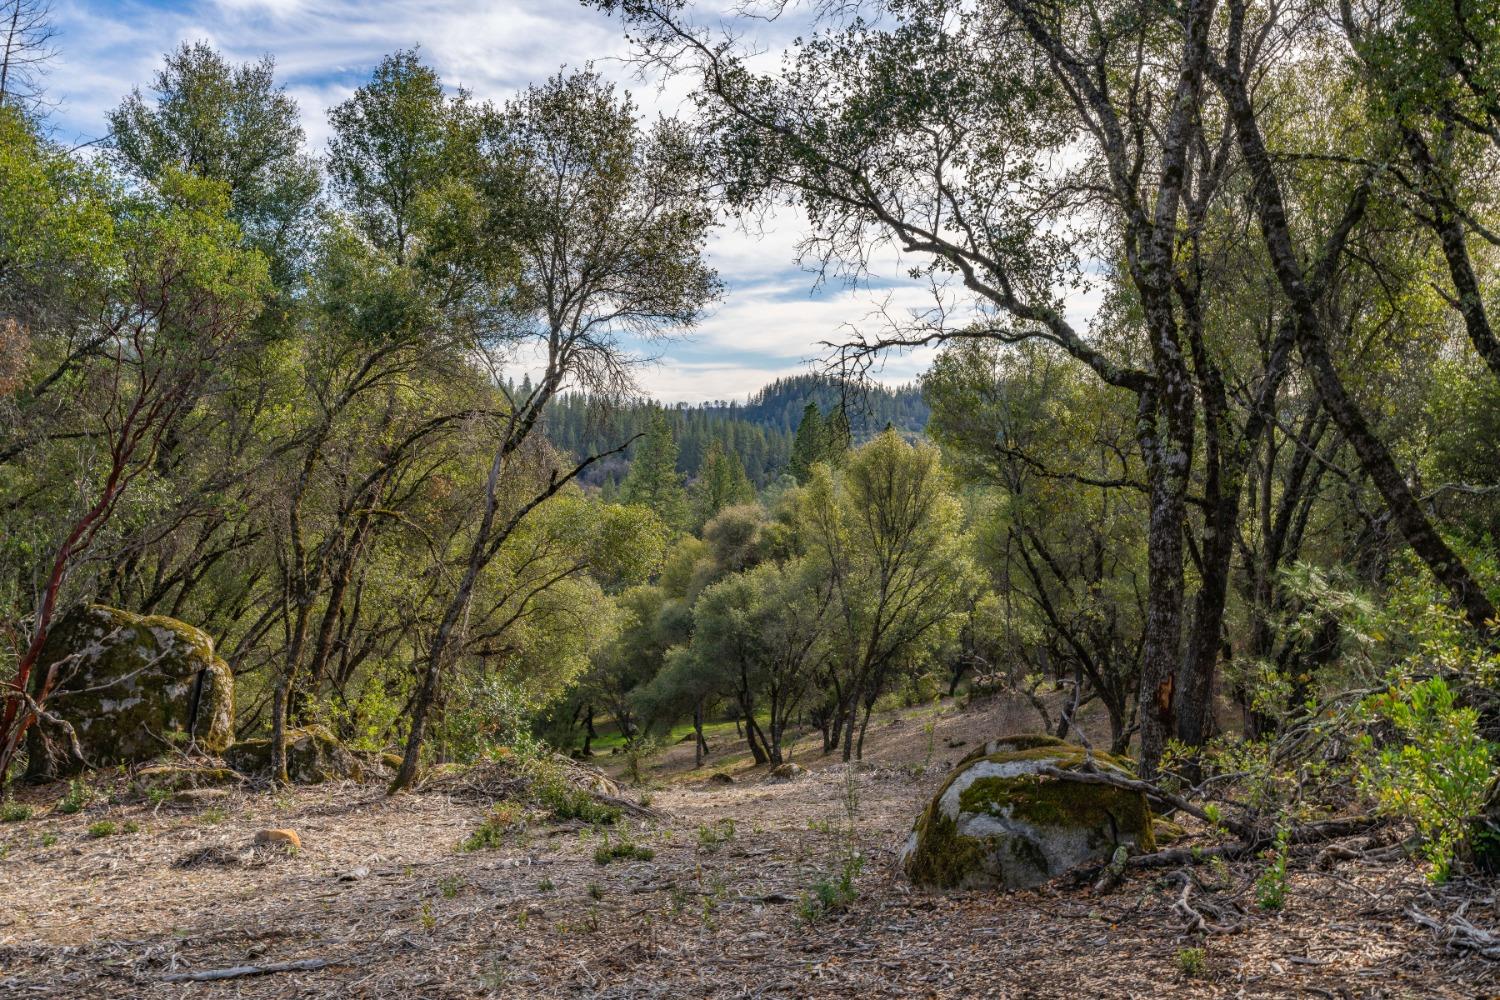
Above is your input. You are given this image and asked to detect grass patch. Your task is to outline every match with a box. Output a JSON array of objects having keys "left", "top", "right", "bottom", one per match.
[
  {"left": 86, "top": 820, "right": 117, "bottom": 838},
  {"left": 592, "top": 838, "right": 655, "bottom": 865},
  {"left": 463, "top": 803, "right": 523, "bottom": 851},
  {"left": 798, "top": 854, "right": 864, "bottom": 924},
  {"left": 1, "top": 802, "right": 33, "bottom": 823},
  {"left": 696, "top": 818, "right": 736, "bottom": 853}
]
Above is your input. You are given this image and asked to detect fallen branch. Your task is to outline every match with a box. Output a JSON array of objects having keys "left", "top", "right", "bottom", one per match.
[
  {"left": 1038, "top": 763, "right": 1256, "bottom": 840},
  {"left": 1170, "top": 869, "right": 1247, "bottom": 935},
  {"left": 162, "top": 958, "right": 331, "bottom": 982},
  {"left": 1407, "top": 906, "right": 1500, "bottom": 960},
  {"left": 595, "top": 791, "right": 668, "bottom": 822}
]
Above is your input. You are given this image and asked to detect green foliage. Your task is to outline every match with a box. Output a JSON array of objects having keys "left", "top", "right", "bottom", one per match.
[
  {"left": 621, "top": 734, "right": 661, "bottom": 787},
  {"left": 1, "top": 802, "right": 32, "bottom": 822},
  {"left": 592, "top": 837, "right": 656, "bottom": 864},
  {"left": 1254, "top": 827, "right": 1290, "bottom": 911},
  {"left": 1357, "top": 677, "right": 1494, "bottom": 881},
  {"left": 621, "top": 408, "right": 690, "bottom": 529},
  {"left": 797, "top": 853, "right": 864, "bottom": 924},
  {"left": 696, "top": 818, "right": 736, "bottom": 852},
  {"left": 463, "top": 802, "right": 524, "bottom": 851},
  {"left": 56, "top": 781, "right": 92, "bottom": 815},
  {"left": 86, "top": 820, "right": 117, "bottom": 838},
  {"left": 1175, "top": 947, "right": 1207, "bottom": 977},
  {"left": 692, "top": 439, "right": 755, "bottom": 527}
]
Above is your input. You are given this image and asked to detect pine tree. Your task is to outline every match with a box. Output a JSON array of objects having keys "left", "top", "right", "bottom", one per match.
[
  {"left": 693, "top": 439, "right": 755, "bottom": 527},
  {"left": 789, "top": 402, "right": 827, "bottom": 483},
  {"left": 621, "top": 409, "right": 689, "bottom": 528}
]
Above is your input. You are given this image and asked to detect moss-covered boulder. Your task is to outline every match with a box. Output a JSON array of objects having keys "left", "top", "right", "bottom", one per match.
[
  {"left": 31, "top": 604, "right": 233, "bottom": 773},
  {"left": 224, "top": 724, "right": 364, "bottom": 784},
  {"left": 900, "top": 734, "right": 1154, "bottom": 890}
]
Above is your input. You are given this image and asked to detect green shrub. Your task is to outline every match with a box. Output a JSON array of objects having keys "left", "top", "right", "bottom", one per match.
[
  {"left": 1254, "top": 827, "right": 1289, "bottom": 911},
  {"left": 797, "top": 853, "right": 863, "bottom": 923},
  {"left": 696, "top": 818, "right": 736, "bottom": 853},
  {"left": 463, "top": 803, "right": 523, "bottom": 851},
  {"left": 1176, "top": 947, "right": 1207, "bottom": 977},
  {"left": 57, "top": 780, "right": 92, "bottom": 815},
  {"left": 592, "top": 838, "right": 655, "bottom": 865},
  {"left": 1357, "top": 676, "right": 1494, "bottom": 882},
  {"left": 1, "top": 802, "right": 33, "bottom": 822},
  {"left": 86, "top": 820, "right": 117, "bottom": 838}
]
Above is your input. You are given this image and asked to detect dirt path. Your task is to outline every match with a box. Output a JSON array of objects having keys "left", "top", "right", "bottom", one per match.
[{"left": 0, "top": 696, "right": 1493, "bottom": 998}]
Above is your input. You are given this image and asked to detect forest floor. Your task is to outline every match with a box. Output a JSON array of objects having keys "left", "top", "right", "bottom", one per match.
[{"left": 1, "top": 695, "right": 1498, "bottom": 999}]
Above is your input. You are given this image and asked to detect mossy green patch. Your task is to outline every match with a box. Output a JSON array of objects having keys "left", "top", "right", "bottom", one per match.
[{"left": 902, "top": 734, "right": 1155, "bottom": 890}]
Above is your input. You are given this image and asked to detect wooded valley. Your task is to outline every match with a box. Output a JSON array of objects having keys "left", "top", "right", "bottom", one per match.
[{"left": 3, "top": 0, "right": 1500, "bottom": 995}]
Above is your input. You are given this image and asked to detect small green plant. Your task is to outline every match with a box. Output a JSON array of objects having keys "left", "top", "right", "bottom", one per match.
[
  {"left": 199, "top": 807, "right": 226, "bottom": 825},
  {"left": 463, "top": 802, "right": 522, "bottom": 851},
  {"left": 1, "top": 802, "right": 33, "bottom": 822},
  {"left": 798, "top": 853, "right": 864, "bottom": 924},
  {"left": 439, "top": 876, "right": 463, "bottom": 899},
  {"left": 145, "top": 786, "right": 171, "bottom": 807},
  {"left": 537, "top": 877, "right": 555, "bottom": 892},
  {"left": 1175, "top": 947, "right": 1207, "bottom": 977},
  {"left": 419, "top": 900, "right": 436, "bottom": 932},
  {"left": 57, "top": 780, "right": 92, "bottom": 815},
  {"left": 593, "top": 838, "right": 656, "bottom": 865},
  {"left": 40, "top": 832, "right": 57, "bottom": 847},
  {"left": 696, "top": 818, "right": 736, "bottom": 853},
  {"left": 1255, "top": 827, "right": 1289, "bottom": 911},
  {"left": 586, "top": 881, "right": 604, "bottom": 901},
  {"left": 122, "top": 819, "right": 141, "bottom": 834},
  {"left": 86, "top": 820, "right": 117, "bottom": 838}
]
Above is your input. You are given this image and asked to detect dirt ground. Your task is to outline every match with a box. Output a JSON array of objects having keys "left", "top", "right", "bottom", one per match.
[{"left": 2, "top": 695, "right": 1497, "bottom": 999}]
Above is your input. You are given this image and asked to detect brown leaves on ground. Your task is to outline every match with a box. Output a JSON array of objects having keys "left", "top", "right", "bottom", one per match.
[{"left": 0, "top": 697, "right": 1496, "bottom": 998}]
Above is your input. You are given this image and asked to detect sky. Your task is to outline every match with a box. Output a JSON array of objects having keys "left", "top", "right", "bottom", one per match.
[{"left": 34, "top": 0, "right": 961, "bottom": 403}]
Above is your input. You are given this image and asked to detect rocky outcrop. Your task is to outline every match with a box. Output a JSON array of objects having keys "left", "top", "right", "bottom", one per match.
[
  {"left": 900, "top": 735, "right": 1155, "bottom": 890},
  {"left": 28, "top": 604, "right": 233, "bottom": 776},
  {"left": 225, "top": 724, "right": 364, "bottom": 784}
]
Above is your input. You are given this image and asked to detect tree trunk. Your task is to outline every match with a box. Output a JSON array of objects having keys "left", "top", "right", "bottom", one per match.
[{"left": 1214, "top": 56, "right": 1498, "bottom": 636}]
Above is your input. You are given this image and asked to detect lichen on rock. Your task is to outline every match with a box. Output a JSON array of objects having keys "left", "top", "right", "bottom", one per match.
[
  {"left": 225, "top": 724, "right": 364, "bottom": 784},
  {"left": 30, "top": 604, "right": 234, "bottom": 774},
  {"left": 900, "top": 734, "right": 1155, "bottom": 890}
]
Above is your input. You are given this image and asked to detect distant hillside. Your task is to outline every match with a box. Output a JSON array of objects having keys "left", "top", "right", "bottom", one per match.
[{"left": 542, "top": 375, "right": 929, "bottom": 489}]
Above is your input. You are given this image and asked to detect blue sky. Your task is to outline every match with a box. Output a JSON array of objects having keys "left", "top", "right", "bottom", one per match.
[{"left": 41, "top": 0, "right": 949, "bottom": 402}]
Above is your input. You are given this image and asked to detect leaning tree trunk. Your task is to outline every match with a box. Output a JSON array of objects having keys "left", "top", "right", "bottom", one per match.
[{"left": 1215, "top": 52, "right": 1498, "bottom": 637}]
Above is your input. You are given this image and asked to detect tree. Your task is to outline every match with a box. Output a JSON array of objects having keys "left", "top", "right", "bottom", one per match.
[
  {"left": 621, "top": 408, "right": 689, "bottom": 529},
  {"left": 0, "top": 166, "right": 268, "bottom": 787},
  {"left": 691, "top": 438, "right": 753, "bottom": 527},
  {"left": 798, "top": 431, "right": 971, "bottom": 760},
  {"left": 788, "top": 401, "right": 826, "bottom": 484},
  {"left": 389, "top": 69, "right": 718, "bottom": 791},
  {"left": 686, "top": 558, "right": 833, "bottom": 765},
  {"left": 0, "top": 0, "right": 53, "bottom": 115},
  {"left": 925, "top": 341, "right": 1146, "bottom": 752},
  {"left": 109, "top": 42, "right": 320, "bottom": 292}
]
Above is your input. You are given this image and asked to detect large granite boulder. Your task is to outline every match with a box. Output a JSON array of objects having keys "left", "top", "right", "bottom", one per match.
[
  {"left": 29, "top": 604, "right": 233, "bottom": 775},
  {"left": 225, "top": 724, "right": 364, "bottom": 784},
  {"left": 900, "top": 734, "right": 1154, "bottom": 890}
]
